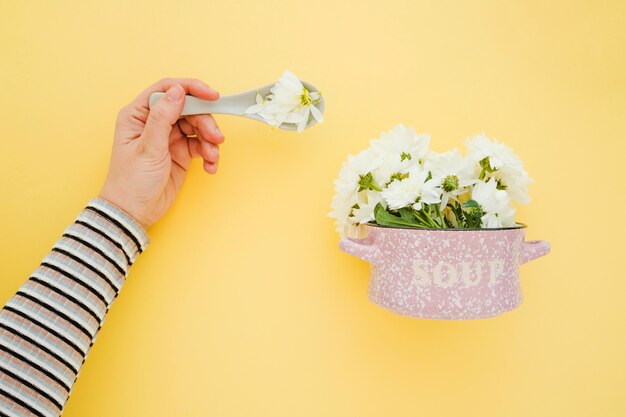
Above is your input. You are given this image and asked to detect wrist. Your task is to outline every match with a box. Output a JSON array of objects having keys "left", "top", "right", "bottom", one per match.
[{"left": 96, "top": 191, "right": 152, "bottom": 232}]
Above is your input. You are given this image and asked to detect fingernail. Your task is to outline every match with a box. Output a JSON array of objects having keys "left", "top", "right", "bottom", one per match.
[
  {"left": 165, "top": 85, "right": 184, "bottom": 102},
  {"left": 205, "top": 161, "right": 217, "bottom": 174}
]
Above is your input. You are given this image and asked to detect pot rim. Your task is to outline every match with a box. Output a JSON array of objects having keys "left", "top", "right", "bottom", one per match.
[{"left": 364, "top": 222, "right": 528, "bottom": 231}]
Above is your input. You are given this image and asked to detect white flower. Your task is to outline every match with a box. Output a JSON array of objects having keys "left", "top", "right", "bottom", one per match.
[
  {"left": 352, "top": 190, "right": 384, "bottom": 224},
  {"left": 371, "top": 124, "right": 430, "bottom": 163},
  {"left": 333, "top": 147, "right": 381, "bottom": 198},
  {"left": 286, "top": 92, "right": 324, "bottom": 132},
  {"left": 329, "top": 147, "right": 382, "bottom": 234},
  {"left": 329, "top": 189, "right": 359, "bottom": 234},
  {"left": 371, "top": 152, "right": 412, "bottom": 186},
  {"left": 424, "top": 148, "right": 477, "bottom": 209},
  {"left": 466, "top": 133, "right": 514, "bottom": 170},
  {"left": 465, "top": 133, "right": 533, "bottom": 204},
  {"left": 471, "top": 178, "right": 516, "bottom": 228},
  {"left": 368, "top": 124, "right": 429, "bottom": 185},
  {"left": 244, "top": 92, "right": 270, "bottom": 115},
  {"left": 245, "top": 70, "right": 323, "bottom": 132},
  {"left": 381, "top": 166, "right": 441, "bottom": 211}
]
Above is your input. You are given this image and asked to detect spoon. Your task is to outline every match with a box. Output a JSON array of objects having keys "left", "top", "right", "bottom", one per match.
[{"left": 148, "top": 81, "right": 324, "bottom": 131}]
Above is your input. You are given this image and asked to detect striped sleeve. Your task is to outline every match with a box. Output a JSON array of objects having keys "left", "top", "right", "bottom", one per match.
[{"left": 0, "top": 198, "right": 149, "bottom": 417}]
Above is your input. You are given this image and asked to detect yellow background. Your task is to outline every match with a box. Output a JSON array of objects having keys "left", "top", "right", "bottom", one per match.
[{"left": 1, "top": 1, "right": 625, "bottom": 416}]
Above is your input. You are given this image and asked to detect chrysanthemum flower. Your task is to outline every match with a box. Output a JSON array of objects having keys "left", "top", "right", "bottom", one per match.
[{"left": 245, "top": 70, "right": 323, "bottom": 132}]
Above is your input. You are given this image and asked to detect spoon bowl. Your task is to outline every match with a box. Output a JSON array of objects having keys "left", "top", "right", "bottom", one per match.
[{"left": 149, "top": 81, "right": 324, "bottom": 131}]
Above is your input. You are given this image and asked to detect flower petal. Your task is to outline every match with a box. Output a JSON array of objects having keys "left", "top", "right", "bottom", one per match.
[
  {"left": 310, "top": 104, "right": 324, "bottom": 123},
  {"left": 297, "top": 114, "right": 308, "bottom": 132}
]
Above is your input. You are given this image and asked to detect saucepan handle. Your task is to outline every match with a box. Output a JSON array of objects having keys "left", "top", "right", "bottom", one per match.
[
  {"left": 520, "top": 240, "right": 551, "bottom": 264},
  {"left": 339, "top": 238, "right": 381, "bottom": 264}
]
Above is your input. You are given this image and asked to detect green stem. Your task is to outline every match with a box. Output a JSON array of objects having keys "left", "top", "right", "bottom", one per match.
[
  {"left": 454, "top": 202, "right": 465, "bottom": 228},
  {"left": 436, "top": 204, "right": 447, "bottom": 228},
  {"left": 431, "top": 206, "right": 442, "bottom": 228},
  {"left": 421, "top": 208, "right": 440, "bottom": 228},
  {"left": 412, "top": 209, "right": 433, "bottom": 228},
  {"left": 411, "top": 210, "right": 428, "bottom": 226}
]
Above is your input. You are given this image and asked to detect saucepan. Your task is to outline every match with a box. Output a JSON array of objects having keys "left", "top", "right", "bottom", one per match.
[{"left": 340, "top": 224, "right": 550, "bottom": 319}]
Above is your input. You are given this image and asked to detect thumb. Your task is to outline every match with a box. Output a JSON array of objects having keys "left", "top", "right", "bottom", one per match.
[{"left": 141, "top": 84, "right": 185, "bottom": 154}]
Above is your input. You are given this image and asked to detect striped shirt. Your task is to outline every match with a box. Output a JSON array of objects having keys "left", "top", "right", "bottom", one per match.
[{"left": 0, "top": 198, "right": 149, "bottom": 417}]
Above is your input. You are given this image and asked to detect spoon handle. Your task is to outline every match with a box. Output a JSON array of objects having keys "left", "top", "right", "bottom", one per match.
[
  {"left": 149, "top": 91, "right": 259, "bottom": 117},
  {"left": 150, "top": 84, "right": 273, "bottom": 116}
]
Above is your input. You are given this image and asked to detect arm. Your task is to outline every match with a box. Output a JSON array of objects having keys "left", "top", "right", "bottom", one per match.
[
  {"left": 0, "top": 199, "right": 148, "bottom": 417},
  {"left": 0, "top": 78, "right": 224, "bottom": 417}
]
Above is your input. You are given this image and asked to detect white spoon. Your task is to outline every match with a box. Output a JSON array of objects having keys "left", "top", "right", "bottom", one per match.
[{"left": 148, "top": 81, "right": 324, "bottom": 131}]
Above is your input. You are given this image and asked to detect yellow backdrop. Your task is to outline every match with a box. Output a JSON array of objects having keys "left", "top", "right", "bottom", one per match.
[{"left": 1, "top": 1, "right": 625, "bottom": 416}]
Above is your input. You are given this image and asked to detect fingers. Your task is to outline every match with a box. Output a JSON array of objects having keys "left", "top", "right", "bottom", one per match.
[
  {"left": 203, "top": 160, "right": 218, "bottom": 174},
  {"left": 176, "top": 115, "right": 223, "bottom": 175},
  {"left": 133, "top": 78, "right": 220, "bottom": 111},
  {"left": 141, "top": 85, "right": 185, "bottom": 156},
  {"left": 150, "top": 87, "right": 224, "bottom": 174},
  {"left": 177, "top": 118, "right": 195, "bottom": 137},
  {"left": 201, "top": 140, "right": 220, "bottom": 163},
  {"left": 170, "top": 134, "right": 220, "bottom": 175},
  {"left": 189, "top": 138, "right": 219, "bottom": 166},
  {"left": 189, "top": 138, "right": 220, "bottom": 174},
  {"left": 185, "top": 114, "right": 224, "bottom": 145},
  {"left": 169, "top": 125, "right": 193, "bottom": 170}
]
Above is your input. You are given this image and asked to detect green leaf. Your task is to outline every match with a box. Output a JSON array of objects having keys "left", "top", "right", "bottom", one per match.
[
  {"left": 374, "top": 204, "right": 424, "bottom": 228},
  {"left": 398, "top": 207, "right": 419, "bottom": 224},
  {"left": 463, "top": 199, "right": 480, "bottom": 210},
  {"left": 462, "top": 199, "right": 483, "bottom": 228}
]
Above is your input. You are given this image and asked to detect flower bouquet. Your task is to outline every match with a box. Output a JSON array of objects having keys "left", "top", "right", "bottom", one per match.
[{"left": 330, "top": 125, "right": 550, "bottom": 320}]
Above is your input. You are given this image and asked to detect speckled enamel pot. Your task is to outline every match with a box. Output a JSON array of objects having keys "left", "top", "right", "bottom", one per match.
[{"left": 340, "top": 224, "right": 549, "bottom": 320}]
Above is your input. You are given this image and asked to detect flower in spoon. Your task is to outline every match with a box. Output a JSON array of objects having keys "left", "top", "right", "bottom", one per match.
[{"left": 245, "top": 70, "right": 324, "bottom": 132}]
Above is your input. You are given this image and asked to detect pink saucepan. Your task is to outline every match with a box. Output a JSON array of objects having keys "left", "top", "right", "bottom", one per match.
[{"left": 340, "top": 224, "right": 550, "bottom": 320}]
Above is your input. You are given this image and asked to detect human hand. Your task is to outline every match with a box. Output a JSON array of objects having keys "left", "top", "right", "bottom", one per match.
[{"left": 99, "top": 78, "right": 224, "bottom": 229}]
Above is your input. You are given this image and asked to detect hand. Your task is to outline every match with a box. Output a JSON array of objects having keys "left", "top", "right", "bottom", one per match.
[{"left": 99, "top": 78, "right": 224, "bottom": 229}]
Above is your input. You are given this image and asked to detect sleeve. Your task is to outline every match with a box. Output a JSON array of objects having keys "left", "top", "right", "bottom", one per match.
[{"left": 0, "top": 197, "right": 149, "bottom": 417}]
